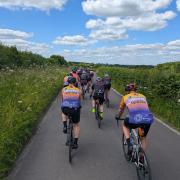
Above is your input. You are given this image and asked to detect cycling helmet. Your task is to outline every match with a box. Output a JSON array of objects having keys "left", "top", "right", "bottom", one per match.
[
  {"left": 72, "top": 67, "right": 77, "bottom": 73},
  {"left": 125, "top": 83, "right": 137, "bottom": 92},
  {"left": 63, "top": 81, "right": 69, "bottom": 87},
  {"left": 96, "top": 77, "right": 102, "bottom": 82},
  {"left": 68, "top": 76, "right": 76, "bottom": 84}
]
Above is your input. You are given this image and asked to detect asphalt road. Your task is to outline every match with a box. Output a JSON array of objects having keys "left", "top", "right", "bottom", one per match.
[{"left": 8, "top": 89, "right": 180, "bottom": 180}]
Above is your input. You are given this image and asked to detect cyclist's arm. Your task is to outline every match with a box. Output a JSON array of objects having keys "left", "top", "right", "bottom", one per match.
[{"left": 118, "top": 97, "right": 125, "bottom": 117}]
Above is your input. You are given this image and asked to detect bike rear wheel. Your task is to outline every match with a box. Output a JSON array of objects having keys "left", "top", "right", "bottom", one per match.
[
  {"left": 95, "top": 104, "right": 101, "bottom": 128},
  {"left": 82, "top": 86, "right": 85, "bottom": 99},
  {"left": 136, "top": 149, "right": 152, "bottom": 180},
  {"left": 68, "top": 124, "right": 73, "bottom": 163}
]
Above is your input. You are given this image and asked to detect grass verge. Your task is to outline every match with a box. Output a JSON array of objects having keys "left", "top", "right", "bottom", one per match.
[{"left": 0, "top": 66, "right": 66, "bottom": 179}]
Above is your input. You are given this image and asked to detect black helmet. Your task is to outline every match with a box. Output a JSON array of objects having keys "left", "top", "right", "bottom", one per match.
[
  {"left": 68, "top": 76, "right": 76, "bottom": 84},
  {"left": 125, "top": 83, "right": 137, "bottom": 92}
]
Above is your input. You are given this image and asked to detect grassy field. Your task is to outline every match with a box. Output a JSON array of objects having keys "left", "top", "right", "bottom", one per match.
[{"left": 0, "top": 66, "right": 66, "bottom": 179}]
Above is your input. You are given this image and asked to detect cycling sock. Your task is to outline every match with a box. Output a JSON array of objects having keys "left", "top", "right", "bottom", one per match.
[
  {"left": 63, "top": 121, "right": 67, "bottom": 127},
  {"left": 126, "top": 138, "right": 130, "bottom": 146},
  {"left": 74, "top": 138, "right": 78, "bottom": 144}
]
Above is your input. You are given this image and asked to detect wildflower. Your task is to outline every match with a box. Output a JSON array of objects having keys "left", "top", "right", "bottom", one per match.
[
  {"left": 27, "top": 107, "right": 32, "bottom": 111},
  {"left": 18, "top": 100, "right": 23, "bottom": 104}
]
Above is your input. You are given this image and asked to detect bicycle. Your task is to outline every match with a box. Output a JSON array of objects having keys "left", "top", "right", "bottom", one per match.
[
  {"left": 95, "top": 100, "right": 101, "bottom": 128},
  {"left": 81, "top": 84, "right": 86, "bottom": 99},
  {"left": 66, "top": 114, "right": 74, "bottom": 163},
  {"left": 115, "top": 117, "right": 152, "bottom": 180}
]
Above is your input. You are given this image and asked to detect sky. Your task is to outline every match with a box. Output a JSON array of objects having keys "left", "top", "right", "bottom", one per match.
[{"left": 0, "top": 0, "right": 180, "bottom": 65}]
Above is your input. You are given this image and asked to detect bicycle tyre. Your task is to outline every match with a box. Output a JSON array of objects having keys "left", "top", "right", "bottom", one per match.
[
  {"left": 122, "top": 133, "right": 130, "bottom": 161},
  {"left": 82, "top": 87, "right": 85, "bottom": 99},
  {"left": 68, "top": 124, "right": 73, "bottom": 163},
  {"left": 106, "top": 99, "right": 109, "bottom": 108},
  {"left": 136, "top": 150, "right": 152, "bottom": 180},
  {"left": 95, "top": 103, "right": 101, "bottom": 128}
]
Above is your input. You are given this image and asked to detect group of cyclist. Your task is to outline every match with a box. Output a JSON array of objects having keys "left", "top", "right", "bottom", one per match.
[{"left": 60, "top": 67, "right": 154, "bottom": 159}]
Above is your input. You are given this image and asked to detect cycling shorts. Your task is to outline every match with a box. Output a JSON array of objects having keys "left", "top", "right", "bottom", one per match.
[
  {"left": 93, "top": 93, "right": 104, "bottom": 105},
  {"left": 61, "top": 107, "right": 80, "bottom": 124},
  {"left": 104, "top": 84, "right": 111, "bottom": 90},
  {"left": 81, "top": 80, "right": 87, "bottom": 86},
  {"left": 124, "top": 118, "right": 151, "bottom": 137},
  {"left": 87, "top": 77, "right": 91, "bottom": 82}
]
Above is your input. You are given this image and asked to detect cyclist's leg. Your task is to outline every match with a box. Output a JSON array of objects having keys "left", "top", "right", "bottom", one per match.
[
  {"left": 61, "top": 107, "right": 68, "bottom": 133},
  {"left": 99, "top": 95, "right": 104, "bottom": 119},
  {"left": 91, "top": 95, "right": 96, "bottom": 112},
  {"left": 107, "top": 84, "right": 111, "bottom": 100},
  {"left": 123, "top": 119, "right": 138, "bottom": 155},
  {"left": 139, "top": 124, "right": 151, "bottom": 152},
  {"left": 72, "top": 108, "right": 81, "bottom": 148}
]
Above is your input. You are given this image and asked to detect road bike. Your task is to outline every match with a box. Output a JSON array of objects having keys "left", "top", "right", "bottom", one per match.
[
  {"left": 81, "top": 84, "right": 86, "bottom": 99},
  {"left": 116, "top": 117, "right": 152, "bottom": 180}
]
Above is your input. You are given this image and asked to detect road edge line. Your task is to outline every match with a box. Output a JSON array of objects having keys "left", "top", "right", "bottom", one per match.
[{"left": 112, "top": 88, "right": 180, "bottom": 136}]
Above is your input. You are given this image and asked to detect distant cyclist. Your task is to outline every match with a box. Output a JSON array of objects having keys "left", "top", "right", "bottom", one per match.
[
  {"left": 116, "top": 83, "right": 153, "bottom": 159},
  {"left": 103, "top": 73, "right": 111, "bottom": 103},
  {"left": 91, "top": 77, "right": 105, "bottom": 120},
  {"left": 80, "top": 70, "right": 88, "bottom": 94},
  {"left": 71, "top": 67, "right": 80, "bottom": 87},
  {"left": 61, "top": 77, "right": 81, "bottom": 149},
  {"left": 86, "top": 69, "right": 92, "bottom": 93}
]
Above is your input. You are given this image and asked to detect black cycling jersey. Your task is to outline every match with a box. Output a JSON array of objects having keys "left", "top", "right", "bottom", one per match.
[
  {"left": 92, "top": 81, "right": 105, "bottom": 95},
  {"left": 103, "top": 77, "right": 111, "bottom": 85}
]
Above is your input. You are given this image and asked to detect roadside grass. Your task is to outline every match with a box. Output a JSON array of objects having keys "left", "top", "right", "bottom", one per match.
[{"left": 0, "top": 66, "right": 66, "bottom": 179}]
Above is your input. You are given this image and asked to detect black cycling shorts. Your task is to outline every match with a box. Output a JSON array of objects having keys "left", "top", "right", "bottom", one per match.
[
  {"left": 81, "top": 80, "right": 87, "bottom": 86},
  {"left": 87, "top": 77, "right": 91, "bottom": 82},
  {"left": 93, "top": 93, "right": 105, "bottom": 105},
  {"left": 61, "top": 107, "right": 80, "bottom": 124},
  {"left": 124, "top": 118, "right": 151, "bottom": 137},
  {"left": 104, "top": 84, "right": 111, "bottom": 90}
]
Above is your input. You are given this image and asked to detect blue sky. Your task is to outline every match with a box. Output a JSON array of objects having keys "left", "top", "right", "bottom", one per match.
[{"left": 0, "top": 0, "right": 180, "bottom": 65}]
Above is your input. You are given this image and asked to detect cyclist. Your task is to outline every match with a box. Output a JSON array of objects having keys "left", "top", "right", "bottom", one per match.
[
  {"left": 80, "top": 70, "right": 88, "bottom": 93},
  {"left": 103, "top": 73, "right": 111, "bottom": 103},
  {"left": 61, "top": 77, "right": 82, "bottom": 149},
  {"left": 86, "top": 69, "right": 92, "bottom": 93},
  {"left": 116, "top": 83, "right": 153, "bottom": 159},
  {"left": 72, "top": 67, "right": 80, "bottom": 84},
  {"left": 91, "top": 77, "right": 105, "bottom": 120}
]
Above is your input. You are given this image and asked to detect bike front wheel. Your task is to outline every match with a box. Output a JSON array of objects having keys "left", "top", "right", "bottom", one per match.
[{"left": 136, "top": 149, "right": 152, "bottom": 180}]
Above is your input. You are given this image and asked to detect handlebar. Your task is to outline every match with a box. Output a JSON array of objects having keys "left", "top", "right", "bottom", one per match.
[{"left": 115, "top": 114, "right": 125, "bottom": 126}]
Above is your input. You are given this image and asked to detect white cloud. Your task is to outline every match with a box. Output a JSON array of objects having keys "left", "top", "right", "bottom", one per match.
[
  {"left": 60, "top": 40, "right": 180, "bottom": 65},
  {"left": 177, "top": 0, "right": 180, "bottom": 11},
  {"left": 0, "top": 28, "right": 50, "bottom": 55},
  {"left": 53, "top": 35, "right": 96, "bottom": 46},
  {"left": 0, "top": 0, "right": 68, "bottom": 11},
  {"left": 83, "top": 0, "right": 175, "bottom": 41},
  {"left": 82, "top": 0, "right": 172, "bottom": 17},
  {"left": 0, "top": 29, "right": 33, "bottom": 39},
  {"left": 89, "top": 28, "right": 128, "bottom": 41},
  {"left": 85, "top": 11, "right": 175, "bottom": 41}
]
